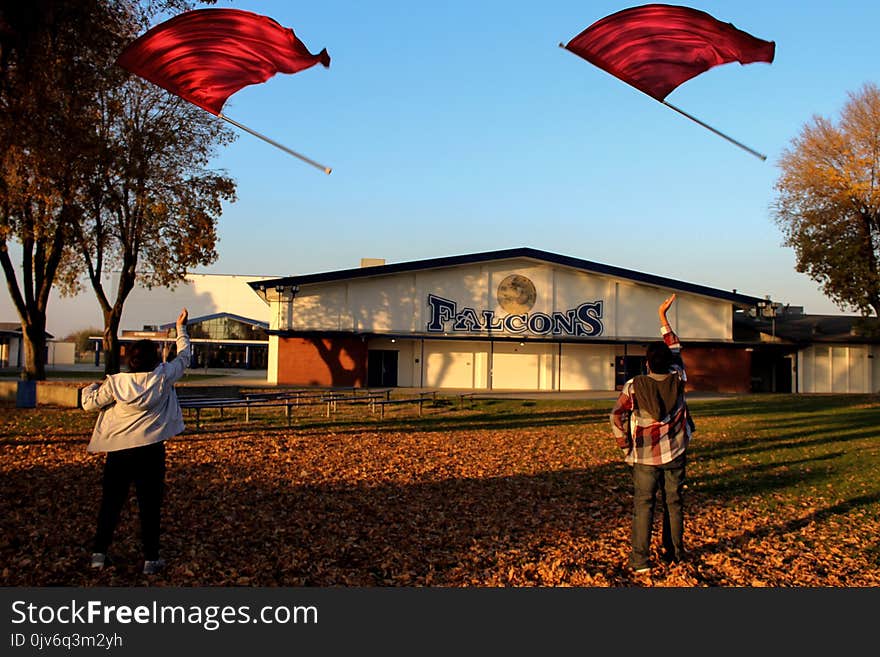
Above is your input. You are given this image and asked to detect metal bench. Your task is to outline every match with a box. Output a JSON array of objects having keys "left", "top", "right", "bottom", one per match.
[{"left": 371, "top": 396, "right": 428, "bottom": 419}]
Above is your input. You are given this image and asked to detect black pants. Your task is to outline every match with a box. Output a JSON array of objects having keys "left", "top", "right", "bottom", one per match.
[{"left": 93, "top": 441, "right": 166, "bottom": 561}]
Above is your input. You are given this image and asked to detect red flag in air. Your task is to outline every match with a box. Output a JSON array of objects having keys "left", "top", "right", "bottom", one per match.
[
  {"left": 116, "top": 8, "right": 331, "bottom": 115},
  {"left": 563, "top": 4, "right": 775, "bottom": 101}
]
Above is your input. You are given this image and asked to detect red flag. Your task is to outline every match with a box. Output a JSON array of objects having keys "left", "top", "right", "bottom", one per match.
[
  {"left": 116, "top": 8, "right": 330, "bottom": 115},
  {"left": 563, "top": 4, "right": 775, "bottom": 101}
]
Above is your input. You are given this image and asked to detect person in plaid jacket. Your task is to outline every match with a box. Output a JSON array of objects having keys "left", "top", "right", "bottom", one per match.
[{"left": 610, "top": 293, "right": 694, "bottom": 573}]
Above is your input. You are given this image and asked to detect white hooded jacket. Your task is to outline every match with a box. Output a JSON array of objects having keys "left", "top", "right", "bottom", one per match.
[{"left": 81, "top": 331, "right": 191, "bottom": 453}]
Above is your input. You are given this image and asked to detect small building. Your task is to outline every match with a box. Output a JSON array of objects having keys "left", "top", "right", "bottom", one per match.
[
  {"left": 0, "top": 322, "right": 24, "bottom": 368},
  {"left": 0, "top": 323, "right": 57, "bottom": 369},
  {"left": 734, "top": 309, "right": 880, "bottom": 393},
  {"left": 90, "top": 312, "right": 269, "bottom": 369}
]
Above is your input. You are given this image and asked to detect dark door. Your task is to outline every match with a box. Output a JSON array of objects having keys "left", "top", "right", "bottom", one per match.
[
  {"left": 775, "top": 357, "right": 793, "bottom": 393},
  {"left": 751, "top": 351, "right": 793, "bottom": 393},
  {"left": 615, "top": 355, "right": 646, "bottom": 389},
  {"left": 368, "top": 350, "right": 399, "bottom": 387}
]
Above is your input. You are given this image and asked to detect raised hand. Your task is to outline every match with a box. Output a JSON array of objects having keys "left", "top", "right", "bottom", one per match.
[{"left": 659, "top": 294, "right": 676, "bottom": 325}]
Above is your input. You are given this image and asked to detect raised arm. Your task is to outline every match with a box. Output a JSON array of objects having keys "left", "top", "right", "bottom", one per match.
[
  {"left": 164, "top": 307, "right": 191, "bottom": 382},
  {"left": 176, "top": 307, "right": 188, "bottom": 333},
  {"left": 659, "top": 294, "right": 685, "bottom": 376},
  {"left": 659, "top": 293, "right": 675, "bottom": 331}
]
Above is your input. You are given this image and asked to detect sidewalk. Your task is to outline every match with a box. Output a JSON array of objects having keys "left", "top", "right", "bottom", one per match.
[
  {"left": 9, "top": 364, "right": 735, "bottom": 401},
  {"left": 181, "top": 367, "right": 271, "bottom": 387}
]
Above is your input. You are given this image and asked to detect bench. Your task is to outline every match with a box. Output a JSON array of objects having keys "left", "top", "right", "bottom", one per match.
[
  {"left": 180, "top": 396, "right": 310, "bottom": 429},
  {"left": 178, "top": 396, "right": 242, "bottom": 421},
  {"left": 320, "top": 391, "right": 390, "bottom": 417},
  {"left": 371, "top": 396, "right": 428, "bottom": 419},
  {"left": 458, "top": 392, "right": 478, "bottom": 409},
  {"left": 179, "top": 388, "right": 396, "bottom": 428}
]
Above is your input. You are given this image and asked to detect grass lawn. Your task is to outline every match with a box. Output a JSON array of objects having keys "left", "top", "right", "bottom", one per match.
[{"left": 1, "top": 394, "right": 878, "bottom": 587}]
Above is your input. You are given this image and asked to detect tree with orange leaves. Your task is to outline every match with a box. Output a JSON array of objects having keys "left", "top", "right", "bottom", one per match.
[{"left": 774, "top": 83, "right": 880, "bottom": 317}]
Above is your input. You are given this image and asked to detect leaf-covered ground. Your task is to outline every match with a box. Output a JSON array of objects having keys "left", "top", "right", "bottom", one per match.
[{"left": 2, "top": 395, "right": 879, "bottom": 587}]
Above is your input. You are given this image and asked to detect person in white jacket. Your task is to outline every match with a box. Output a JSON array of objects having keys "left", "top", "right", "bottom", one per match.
[{"left": 81, "top": 308, "right": 190, "bottom": 576}]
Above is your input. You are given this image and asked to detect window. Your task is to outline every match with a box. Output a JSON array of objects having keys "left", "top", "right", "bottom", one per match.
[{"left": 182, "top": 317, "right": 268, "bottom": 341}]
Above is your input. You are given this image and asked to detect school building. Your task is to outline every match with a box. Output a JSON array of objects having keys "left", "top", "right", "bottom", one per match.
[{"left": 246, "top": 248, "right": 880, "bottom": 394}]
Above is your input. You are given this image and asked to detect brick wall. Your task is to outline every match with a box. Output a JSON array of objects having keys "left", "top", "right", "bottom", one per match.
[
  {"left": 682, "top": 347, "right": 751, "bottom": 393},
  {"left": 277, "top": 336, "right": 367, "bottom": 387}
]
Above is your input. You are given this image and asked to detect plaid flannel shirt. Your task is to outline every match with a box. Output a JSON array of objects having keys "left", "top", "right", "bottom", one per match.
[{"left": 610, "top": 325, "right": 693, "bottom": 466}]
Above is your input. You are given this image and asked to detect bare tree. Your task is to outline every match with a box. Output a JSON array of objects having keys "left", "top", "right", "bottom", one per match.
[
  {"left": 0, "top": 0, "right": 127, "bottom": 379},
  {"left": 1, "top": 0, "right": 229, "bottom": 378},
  {"left": 74, "top": 78, "right": 236, "bottom": 374}
]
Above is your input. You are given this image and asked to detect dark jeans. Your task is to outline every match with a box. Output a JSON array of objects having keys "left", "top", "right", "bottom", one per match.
[
  {"left": 93, "top": 441, "right": 166, "bottom": 561},
  {"left": 629, "top": 453, "right": 686, "bottom": 570}
]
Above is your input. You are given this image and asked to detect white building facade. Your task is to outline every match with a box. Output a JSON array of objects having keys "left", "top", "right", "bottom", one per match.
[{"left": 250, "top": 249, "right": 770, "bottom": 392}]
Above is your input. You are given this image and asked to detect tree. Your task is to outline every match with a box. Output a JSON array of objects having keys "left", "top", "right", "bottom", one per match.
[
  {"left": 773, "top": 82, "right": 880, "bottom": 316},
  {"left": 74, "top": 77, "right": 236, "bottom": 374},
  {"left": 0, "top": 0, "right": 127, "bottom": 379},
  {"left": 62, "top": 326, "right": 103, "bottom": 361},
  {"left": 0, "top": 0, "right": 229, "bottom": 378}
]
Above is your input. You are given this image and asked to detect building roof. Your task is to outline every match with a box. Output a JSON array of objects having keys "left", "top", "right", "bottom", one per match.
[
  {"left": 158, "top": 312, "right": 268, "bottom": 330},
  {"left": 249, "top": 247, "right": 765, "bottom": 307},
  {"left": 0, "top": 322, "right": 54, "bottom": 339},
  {"left": 734, "top": 311, "right": 880, "bottom": 344}
]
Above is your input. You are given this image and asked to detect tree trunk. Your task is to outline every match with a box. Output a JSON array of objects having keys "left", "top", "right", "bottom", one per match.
[
  {"left": 20, "top": 316, "right": 47, "bottom": 380},
  {"left": 1, "top": 240, "right": 51, "bottom": 380},
  {"left": 102, "top": 307, "right": 122, "bottom": 375}
]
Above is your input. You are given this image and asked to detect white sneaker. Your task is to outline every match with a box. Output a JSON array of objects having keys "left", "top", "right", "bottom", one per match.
[
  {"left": 142, "top": 558, "right": 166, "bottom": 575},
  {"left": 90, "top": 553, "right": 106, "bottom": 569}
]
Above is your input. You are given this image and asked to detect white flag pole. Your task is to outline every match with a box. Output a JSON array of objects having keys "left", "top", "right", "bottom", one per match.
[
  {"left": 218, "top": 113, "right": 332, "bottom": 174},
  {"left": 660, "top": 101, "right": 766, "bottom": 161},
  {"left": 558, "top": 43, "right": 767, "bottom": 161}
]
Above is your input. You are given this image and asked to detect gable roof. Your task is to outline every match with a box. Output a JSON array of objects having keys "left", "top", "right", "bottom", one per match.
[
  {"left": 248, "top": 247, "right": 764, "bottom": 307},
  {"left": 158, "top": 312, "right": 268, "bottom": 330}
]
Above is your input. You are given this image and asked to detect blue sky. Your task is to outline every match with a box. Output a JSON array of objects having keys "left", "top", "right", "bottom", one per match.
[
  {"left": 5, "top": 1, "right": 879, "bottom": 335},
  {"left": 195, "top": 0, "right": 879, "bottom": 315}
]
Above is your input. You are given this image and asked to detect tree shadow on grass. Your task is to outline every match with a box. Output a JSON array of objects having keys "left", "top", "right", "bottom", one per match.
[
  {"left": 178, "top": 406, "right": 612, "bottom": 441},
  {"left": 689, "top": 394, "right": 880, "bottom": 419},
  {"left": 1, "top": 433, "right": 91, "bottom": 445},
  {"left": 0, "top": 407, "right": 95, "bottom": 444},
  {"left": 684, "top": 492, "right": 880, "bottom": 585},
  {"left": 4, "top": 442, "right": 878, "bottom": 588},
  {"left": 5, "top": 395, "right": 879, "bottom": 587},
  {"left": 692, "top": 427, "right": 878, "bottom": 461},
  {"left": 688, "top": 452, "right": 842, "bottom": 498},
  {"left": 1, "top": 457, "right": 631, "bottom": 586}
]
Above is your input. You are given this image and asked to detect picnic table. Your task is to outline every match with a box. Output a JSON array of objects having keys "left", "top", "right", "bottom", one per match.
[{"left": 178, "top": 387, "right": 400, "bottom": 428}]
